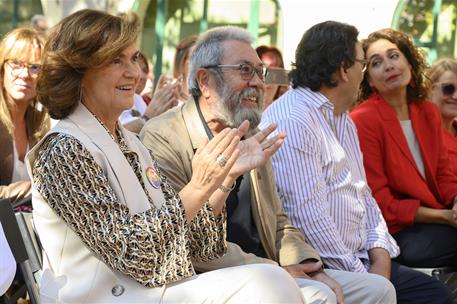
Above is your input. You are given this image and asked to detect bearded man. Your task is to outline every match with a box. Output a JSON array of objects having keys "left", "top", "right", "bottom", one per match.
[{"left": 140, "top": 26, "right": 396, "bottom": 304}]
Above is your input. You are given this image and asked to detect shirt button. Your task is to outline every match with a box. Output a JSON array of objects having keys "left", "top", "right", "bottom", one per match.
[{"left": 112, "top": 284, "right": 125, "bottom": 297}]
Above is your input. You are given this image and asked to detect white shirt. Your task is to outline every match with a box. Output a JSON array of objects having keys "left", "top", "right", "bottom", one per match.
[
  {"left": 400, "top": 120, "right": 426, "bottom": 179},
  {"left": 11, "top": 141, "right": 29, "bottom": 183},
  {"left": 119, "top": 94, "right": 147, "bottom": 125},
  {"left": 260, "top": 87, "right": 399, "bottom": 272}
]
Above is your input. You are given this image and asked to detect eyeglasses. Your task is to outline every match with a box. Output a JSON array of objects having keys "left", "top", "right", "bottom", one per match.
[
  {"left": 5, "top": 59, "right": 41, "bottom": 78},
  {"left": 441, "top": 83, "right": 456, "bottom": 96},
  {"left": 204, "top": 63, "right": 267, "bottom": 82},
  {"left": 355, "top": 58, "right": 368, "bottom": 73}
]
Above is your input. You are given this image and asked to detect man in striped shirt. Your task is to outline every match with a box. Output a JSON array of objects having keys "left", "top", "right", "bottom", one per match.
[{"left": 260, "top": 21, "right": 452, "bottom": 303}]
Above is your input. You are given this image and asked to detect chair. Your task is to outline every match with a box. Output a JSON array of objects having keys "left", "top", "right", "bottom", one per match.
[
  {"left": 415, "top": 267, "right": 457, "bottom": 301},
  {"left": 0, "top": 198, "right": 41, "bottom": 304}
]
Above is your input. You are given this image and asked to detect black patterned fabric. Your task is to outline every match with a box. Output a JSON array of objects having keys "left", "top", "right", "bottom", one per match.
[{"left": 32, "top": 126, "right": 226, "bottom": 287}]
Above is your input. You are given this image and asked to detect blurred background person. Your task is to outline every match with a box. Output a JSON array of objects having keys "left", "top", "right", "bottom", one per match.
[
  {"left": 29, "top": 9, "right": 305, "bottom": 303},
  {"left": 30, "top": 14, "right": 49, "bottom": 39},
  {"left": 427, "top": 58, "right": 457, "bottom": 173},
  {"left": 351, "top": 28, "right": 457, "bottom": 270},
  {"left": 120, "top": 52, "right": 179, "bottom": 133},
  {"left": 256, "top": 45, "right": 288, "bottom": 109},
  {"left": 172, "top": 35, "right": 197, "bottom": 101},
  {"left": 0, "top": 27, "right": 49, "bottom": 209},
  {"left": 138, "top": 53, "right": 154, "bottom": 104}
]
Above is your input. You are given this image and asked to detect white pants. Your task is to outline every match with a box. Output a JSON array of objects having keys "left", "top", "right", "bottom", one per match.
[
  {"left": 298, "top": 269, "right": 396, "bottom": 304},
  {"left": 161, "top": 263, "right": 304, "bottom": 303},
  {"left": 160, "top": 264, "right": 396, "bottom": 303}
]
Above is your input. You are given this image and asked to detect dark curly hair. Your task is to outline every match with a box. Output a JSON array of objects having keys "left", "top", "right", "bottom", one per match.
[
  {"left": 359, "top": 28, "right": 429, "bottom": 103},
  {"left": 290, "top": 21, "right": 359, "bottom": 91}
]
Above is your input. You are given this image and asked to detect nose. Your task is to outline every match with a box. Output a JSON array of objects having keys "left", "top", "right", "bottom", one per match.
[
  {"left": 248, "top": 71, "right": 264, "bottom": 88},
  {"left": 125, "top": 61, "right": 140, "bottom": 81},
  {"left": 17, "top": 66, "right": 32, "bottom": 78},
  {"left": 384, "top": 59, "right": 394, "bottom": 71}
]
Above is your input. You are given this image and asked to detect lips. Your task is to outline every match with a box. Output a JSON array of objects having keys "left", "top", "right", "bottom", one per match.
[
  {"left": 117, "top": 85, "right": 134, "bottom": 91},
  {"left": 14, "top": 83, "right": 32, "bottom": 90},
  {"left": 386, "top": 74, "right": 400, "bottom": 82}
]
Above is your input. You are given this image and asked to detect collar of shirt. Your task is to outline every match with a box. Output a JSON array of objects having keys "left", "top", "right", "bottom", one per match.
[{"left": 294, "top": 87, "right": 349, "bottom": 142}]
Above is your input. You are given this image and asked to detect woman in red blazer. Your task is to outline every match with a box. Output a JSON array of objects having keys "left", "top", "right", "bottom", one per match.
[{"left": 351, "top": 29, "right": 457, "bottom": 268}]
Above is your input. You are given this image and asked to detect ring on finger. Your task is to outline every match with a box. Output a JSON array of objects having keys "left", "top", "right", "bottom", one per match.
[{"left": 216, "top": 153, "right": 227, "bottom": 168}]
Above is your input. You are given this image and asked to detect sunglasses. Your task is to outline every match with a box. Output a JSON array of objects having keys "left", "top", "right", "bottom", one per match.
[{"left": 441, "top": 83, "right": 456, "bottom": 96}]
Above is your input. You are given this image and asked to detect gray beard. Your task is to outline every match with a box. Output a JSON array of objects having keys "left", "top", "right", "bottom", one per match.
[{"left": 212, "top": 84, "right": 264, "bottom": 134}]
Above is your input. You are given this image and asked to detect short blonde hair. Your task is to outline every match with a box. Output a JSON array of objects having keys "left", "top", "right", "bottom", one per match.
[
  {"left": 37, "top": 9, "right": 141, "bottom": 119},
  {"left": 427, "top": 58, "right": 457, "bottom": 84},
  {"left": 0, "top": 27, "right": 48, "bottom": 143}
]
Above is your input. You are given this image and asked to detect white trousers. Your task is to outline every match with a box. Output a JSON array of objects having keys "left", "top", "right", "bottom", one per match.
[
  {"left": 161, "top": 263, "right": 304, "bottom": 303},
  {"left": 299, "top": 269, "right": 397, "bottom": 304},
  {"left": 159, "top": 264, "right": 396, "bottom": 303}
]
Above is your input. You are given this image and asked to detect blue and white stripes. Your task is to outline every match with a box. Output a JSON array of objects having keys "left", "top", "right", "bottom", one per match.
[{"left": 260, "top": 87, "right": 399, "bottom": 273}]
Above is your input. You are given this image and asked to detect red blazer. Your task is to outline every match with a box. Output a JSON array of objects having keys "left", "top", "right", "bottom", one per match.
[
  {"left": 443, "top": 121, "right": 457, "bottom": 175},
  {"left": 350, "top": 94, "right": 457, "bottom": 234}
]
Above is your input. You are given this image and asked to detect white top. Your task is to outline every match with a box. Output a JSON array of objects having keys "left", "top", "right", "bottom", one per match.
[
  {"left": 400, "top": 120, "right": 426, "bottom": 179},
  {"left": 11, "top": 141, "right": 29, "bottom": 183},
  {"left": 0, "top": 222, "right": 16, "bottom": 295},
  {"left": 119, "top": 94, "right": 147, "bottom": 125}
]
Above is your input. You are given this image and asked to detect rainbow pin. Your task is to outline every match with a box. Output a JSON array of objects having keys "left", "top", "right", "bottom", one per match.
[{"left": 146, "top": 167, "right": 161, "bottom": 189}]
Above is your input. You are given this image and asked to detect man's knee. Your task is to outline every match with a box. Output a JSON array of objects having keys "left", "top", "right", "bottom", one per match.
[
  {"left": 364, "top": 273, "right": 396, "bottom": 304},
  {"left": 326, "top": 270, "right": 396, "bottom": 304}
]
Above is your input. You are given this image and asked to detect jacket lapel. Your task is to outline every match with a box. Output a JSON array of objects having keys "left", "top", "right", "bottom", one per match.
[
  {"left": 182, "top": 99, "right": 210, "bottom": 150},
  {"left": 375, "top": 97, "right": 419, "bottom": 172},
  {"left": 66, "top": 103, "right": 153, "bottom": 214}
]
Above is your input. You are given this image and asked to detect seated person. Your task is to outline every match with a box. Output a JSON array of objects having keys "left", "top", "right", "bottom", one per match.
[
  {"left": 427, "top": 58, "right": 457, "bottom": 173},
  {"left": 0, "top": 27, "right": 49, "bottom": 209},
  {"left": 172, "top": 35, "right": 198, "bottom": 102},
  {"left": 350, "top": 29, "right": 457, "bottom": 271},
  {"left": 261, "top": 22, "right": 452, "bottom": 303},
  {"left": 120, "top": 51, "right": 179, "bottom": 133},
  {"left": 28, "top": 9, "right": 306, "bottom": 303},
  {"left": 256, "top": 45, "right": 288, "bottom": 109},
  {"left": 141, "top": 25, "right": 396, "bottom": 304}
]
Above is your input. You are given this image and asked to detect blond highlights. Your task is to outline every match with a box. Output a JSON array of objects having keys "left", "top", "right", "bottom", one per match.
[
  {"left": 427, "top": 58, "right": 457, "bottom": 84},
  {"left": 0, "top": 27, "right": 48, "bottom": 143}
]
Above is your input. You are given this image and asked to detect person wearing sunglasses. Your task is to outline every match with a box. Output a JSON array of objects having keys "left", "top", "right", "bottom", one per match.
[
  {"left": 0, "top": 27, "right": 49, "bottom": 209},
  {"left": 351, "top": 29, "right": 457, "bottom": 284},
  {"left": 428, "top": 58, "right": 457, "bottom": 174}
]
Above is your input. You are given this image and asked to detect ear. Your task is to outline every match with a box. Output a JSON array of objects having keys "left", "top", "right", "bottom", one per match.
[
  {"left": 196, "top": 68, "right": 211, "bottom": 98},
  {"left": 339, "top": 65, "right": 349, "bottom": 83}
]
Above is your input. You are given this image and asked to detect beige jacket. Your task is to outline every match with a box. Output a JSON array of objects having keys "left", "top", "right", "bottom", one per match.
[{"left": 140, "top": 99, "right": 321, "bottom": 269}]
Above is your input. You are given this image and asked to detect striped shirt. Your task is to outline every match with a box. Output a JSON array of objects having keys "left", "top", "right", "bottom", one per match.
[{"left": 260, "top": 87, "right": 399, "bottom": 273}]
